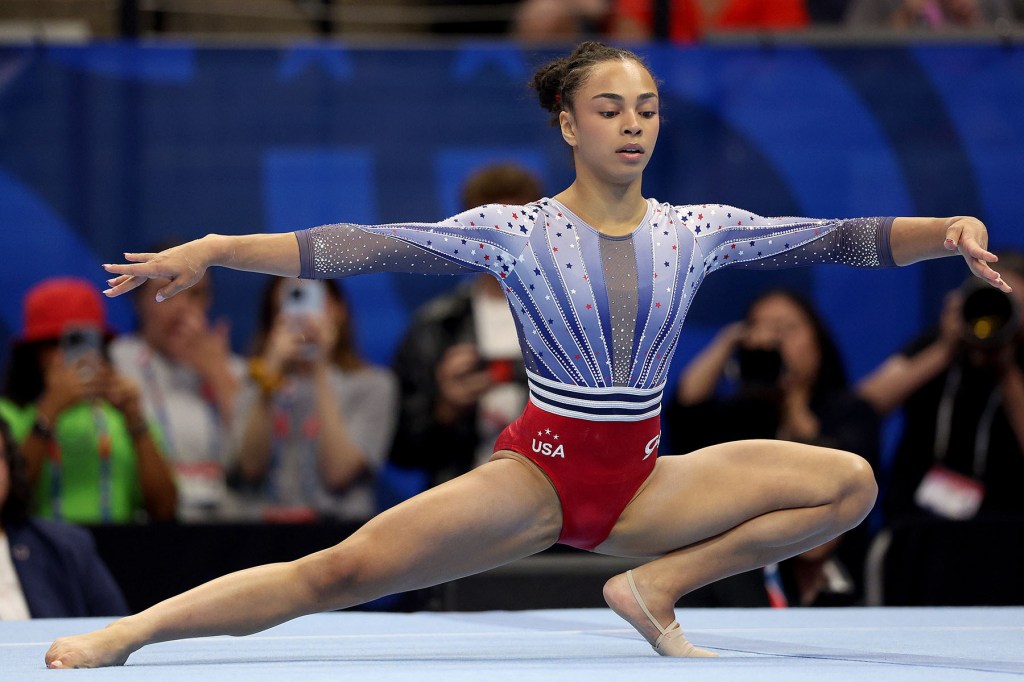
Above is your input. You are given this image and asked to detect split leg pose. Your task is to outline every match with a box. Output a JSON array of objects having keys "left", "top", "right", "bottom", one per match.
[{"left": 47, "top": 438, "right": 872, "bottom": 667}]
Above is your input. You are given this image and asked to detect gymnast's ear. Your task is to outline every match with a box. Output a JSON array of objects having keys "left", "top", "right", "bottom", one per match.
[{"left": 559, "top": 110, "right": 577, "bottom": 148}]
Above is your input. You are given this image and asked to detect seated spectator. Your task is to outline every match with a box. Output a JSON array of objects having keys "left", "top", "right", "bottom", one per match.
[
  {"left": 0, "top": 278, "right": 177, "bottom": 524},
  {"left": 229, "top": 277, "right": 397, "bottom": 522},
  {"left": 858, "top": 252, "right": 1024, "bottom": 522},
  {"left": 109, "top": 258, "right": 242, "bottom": 521},
  {"left": 845, "top": 0, "right": 1014, "bottom": 28},
  {"left": 670, "top": 288, "right": 880, "bottom": 605},
  {"left": 384, "top": 164, "right": 542, "bottom": 502},
  {"left": 609, "top": 0, "right": 809, "bottom": 42},
  {"left": 0, "top": 417, "right": 128, "bottom": 618}
]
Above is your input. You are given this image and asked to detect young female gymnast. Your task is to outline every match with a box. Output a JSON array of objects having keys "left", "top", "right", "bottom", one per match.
[{"left": 46, "top": 41, "right": 1009, "bottom": 667}]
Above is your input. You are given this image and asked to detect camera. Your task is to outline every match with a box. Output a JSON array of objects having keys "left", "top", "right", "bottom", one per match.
[
  {"left": 961, "top": 285, "right": 1021, "bottom": 348},
  {"left": 279, "top": 280, "right": 326, "bottom": 318},
  {"left": 737, "top": 346, "right": 783, "bottom": 388}
]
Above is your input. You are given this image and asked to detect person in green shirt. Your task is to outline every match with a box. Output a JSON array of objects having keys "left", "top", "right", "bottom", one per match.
[{"left": 1, "top": 277, "right": 177, "bottom": 524}]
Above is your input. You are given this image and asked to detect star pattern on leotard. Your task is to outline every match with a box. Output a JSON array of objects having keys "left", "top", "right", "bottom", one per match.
[{"left": 303, "top": 201, "right": 893, "bottom": 393}]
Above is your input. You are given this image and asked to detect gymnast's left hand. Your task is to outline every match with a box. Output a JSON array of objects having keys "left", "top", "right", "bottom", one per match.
[
  {"left": 102, "top": 240, "right": 208, "bottom": 302},
  {"left": 945, "top": 216, "right": 1012, "bottom": 293}
]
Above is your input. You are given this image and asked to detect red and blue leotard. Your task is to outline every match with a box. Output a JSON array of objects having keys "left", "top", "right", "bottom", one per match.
[{"left": 296, "top": 198, "right": 895, "bottom": 549}]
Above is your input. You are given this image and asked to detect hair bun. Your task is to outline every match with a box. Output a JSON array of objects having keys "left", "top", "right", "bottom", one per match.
[{"left": 531, "top": 58, "right": 567, "bottom": 116}]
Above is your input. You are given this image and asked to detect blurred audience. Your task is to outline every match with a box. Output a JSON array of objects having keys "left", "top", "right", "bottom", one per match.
[
  {"left": 608, "top": 0, "right": 809, "bottom": 42},
  {"left": 512, "top": 0, "right": 610, "bottom": 40},
  {"left": 858, "top": 252, "right": 1024, "bottom": 523},
  {"left": 0, "top": 278, "right": 177, "bottom": 524},
  {"left": 670, "top": 288, "right": 880, "bottom": 605},
  {"left": 845, "top": 0, "right": 1014, "bottom": 28},
  {"left": 109, "top": 256, "right": 242, "bottom": 522},
  {"left": 383, "top": 164, "right": 542, "bottom": 505},
  {"left": 0, "top": 417, "right": 128, "bottom": 618},
  {"left": 229, "top": 277, "right": 397, "bottom": 522}
]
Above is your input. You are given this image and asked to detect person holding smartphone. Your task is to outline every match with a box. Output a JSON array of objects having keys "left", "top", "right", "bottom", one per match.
[
  {"left": 0, "top": 278, "right": 177, "bottom": 524},
  {"left": 229, "top": 277, "right": 397, "bottom": 521}
]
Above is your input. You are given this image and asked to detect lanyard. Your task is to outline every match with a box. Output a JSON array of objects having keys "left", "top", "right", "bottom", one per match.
[
  {"left": 46, "top": 403, "right": 114, "bottom": 522},
  {"left": 138, "top": 348, "right": 222, "bottom": 461},
  {"left": 933, "top": 363, "right": 1001, "bottom": 479},
  {"left": 269, "top": 381, "right": 321, "bottom": 505}
]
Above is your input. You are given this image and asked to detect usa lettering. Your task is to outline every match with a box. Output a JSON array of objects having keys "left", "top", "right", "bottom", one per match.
[
  {"left": 532, "top": 439, "right": 565, "bottom": 458},
  {"left": 532, "top": 429, "right": 565, "bottom": 458}
]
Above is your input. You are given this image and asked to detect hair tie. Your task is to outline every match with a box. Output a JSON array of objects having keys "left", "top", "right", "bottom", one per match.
[{"left": 554, "top": 93, "right": 562, "bottom": 105}]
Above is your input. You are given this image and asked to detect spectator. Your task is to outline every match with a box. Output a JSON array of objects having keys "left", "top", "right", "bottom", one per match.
[
  {"left": 109, "top": 257, "right": 242, "bottom": 522},
  {"left": 0, "top": 417, "right": 128, "bottom": 618},
  {"left": 670, "top": 288, "right": 880, "bottom": 605},
  {"left": 609, "top": 0, "right": 809, "bottom": 42},
  {"left": 858, "top": 252, "right": 1024, "bottom": 522},
  {"left": 845, "top": 0, "right": 1014, "bottom": 28},
  {"left": 0, "top": 277, "right": 177, "bottom": 524},
  {"left": 229, "top": 277, "right": 397, "bottom": 522},
  {"left": 512, "top": 0, "right": 611, "bottom": 40},
  {"left": 384, "top": 164, "right": 542, "bottom": 502}
]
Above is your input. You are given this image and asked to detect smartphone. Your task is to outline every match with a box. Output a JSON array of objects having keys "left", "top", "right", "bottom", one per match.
[
  {"left": 279, "top": 280, "right": 326, "bottom": 318},
  {"left": 59, "top": 326, "right": 103, "bottom": 365}
]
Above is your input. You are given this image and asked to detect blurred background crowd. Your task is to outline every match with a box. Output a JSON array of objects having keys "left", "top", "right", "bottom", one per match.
[
  {"left": 2, "top": 0, "right": 1024, "bottom": 41},
  {"left": 1, "top": 0, "right": 1023, "bottom": 618}
]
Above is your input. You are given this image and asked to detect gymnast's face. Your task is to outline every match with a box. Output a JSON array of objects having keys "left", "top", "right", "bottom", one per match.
[{"left": 559, "top": 59, "right": 660, "bottom": 186}]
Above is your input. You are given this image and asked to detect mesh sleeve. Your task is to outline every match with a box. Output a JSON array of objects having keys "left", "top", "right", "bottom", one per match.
[
  {"left": 737, "top": 217, "right": 896, "bottom": 270},
  {"left": 296, "top": 224, "right": 478, "bottom": 278},
  {"left": 295, "top": 204, "right": 538, "bottom": 279}
]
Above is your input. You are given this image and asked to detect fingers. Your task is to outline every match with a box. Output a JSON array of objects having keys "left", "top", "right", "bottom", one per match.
[
  {"left": 123, "top": 252, "right": 158, "bottom": 262},
  {"left": 944, "top": 219, "right": 964, "bottom": 252},
  {"left": 103, "top": 274, "right": 147, "bottom": 298},
  {"left": 968, "top": 256, "right": 1012, "bottom": 293},
  {"left": 958, "top": 234, "right": 997, "bottom": 263}
]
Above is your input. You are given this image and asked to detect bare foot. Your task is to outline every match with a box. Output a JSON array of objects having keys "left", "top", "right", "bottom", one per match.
[
  {"left": 603, "top": 571, "right": 718, "bottom": 658},
  {"left": 45, "top": 622, "right": 139, "bottom": 669}
]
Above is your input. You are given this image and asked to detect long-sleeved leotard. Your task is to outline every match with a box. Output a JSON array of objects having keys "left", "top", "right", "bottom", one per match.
[
  {"left": 295, "top": 198, "right": 895, "bottom": 549},
  {"left": 297, "top": 198, "right": 893, "bottom": 415}
]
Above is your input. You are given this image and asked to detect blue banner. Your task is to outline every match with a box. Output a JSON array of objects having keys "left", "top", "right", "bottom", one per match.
[{"left": 1, "top": 42, "right": 1021, "bottom": 382}]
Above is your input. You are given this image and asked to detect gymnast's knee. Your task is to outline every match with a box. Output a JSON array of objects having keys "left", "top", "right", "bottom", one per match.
[
  {"left": 293, "top": 541, "right": 367, "bottom": 605},
  {"left": 835, "top": 451, "right": 878, "bottom": 525}
]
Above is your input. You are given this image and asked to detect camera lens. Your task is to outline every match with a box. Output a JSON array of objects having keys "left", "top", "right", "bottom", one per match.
[
  {"left": 961, "top": 287, "right": 1021, "bottom": 348},
  {"left": 738, "top": 347, "right": 783, "bottom": 387}
]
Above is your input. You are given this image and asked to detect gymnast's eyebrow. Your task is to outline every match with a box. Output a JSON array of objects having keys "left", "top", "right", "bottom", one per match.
[{"left": 591, "top": 92, "right": 658, "bottom": 102}]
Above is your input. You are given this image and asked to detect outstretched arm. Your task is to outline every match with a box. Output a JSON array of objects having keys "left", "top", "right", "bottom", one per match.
[
  {"left": 891, "top": 216, "right": 1010, "bottom": 292},
  {"left": 103, "top": 233, "right": 300, "bottom": 301}
]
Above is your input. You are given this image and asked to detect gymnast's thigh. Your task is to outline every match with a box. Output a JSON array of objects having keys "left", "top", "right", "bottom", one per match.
[
  {"left": 338, "top": 454, "right": 563, "bottom": 591},
  {"left": 594, "top": 438, "right": 865, "bottom": 558}
]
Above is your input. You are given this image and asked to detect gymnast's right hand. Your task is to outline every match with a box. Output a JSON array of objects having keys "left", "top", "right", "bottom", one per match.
[{"left": 102, "top": 239, "right": 208, "bottom": 301}]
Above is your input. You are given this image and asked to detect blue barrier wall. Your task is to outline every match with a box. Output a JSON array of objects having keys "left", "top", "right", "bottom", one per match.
[{"left": 1, "top": 42, "right": 1022, "bottom": 388}]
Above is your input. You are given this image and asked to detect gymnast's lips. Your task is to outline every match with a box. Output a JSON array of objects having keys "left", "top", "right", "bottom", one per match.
[{"left": 616, "top": 144, "right": 644, "bottom": 154}]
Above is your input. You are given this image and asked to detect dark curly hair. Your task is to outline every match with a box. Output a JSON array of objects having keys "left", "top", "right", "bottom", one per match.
[
  {"left": 531, "top": 41, "right": 659, "bottom": 127},
  {"left": 1, "top": 416, "right": 32, "bottom": 526}
]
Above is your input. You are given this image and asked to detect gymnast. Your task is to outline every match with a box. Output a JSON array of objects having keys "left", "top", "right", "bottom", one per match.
[{"left": 46, "top": 41, "right": 1009, "bottom": 667}]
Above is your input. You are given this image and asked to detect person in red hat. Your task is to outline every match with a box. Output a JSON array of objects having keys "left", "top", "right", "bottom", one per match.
[{"left": 0, "top": 277, "right": 177, "bottom": 524}]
